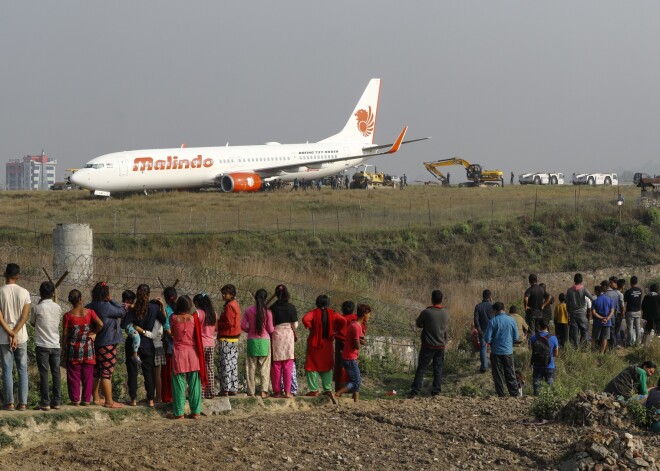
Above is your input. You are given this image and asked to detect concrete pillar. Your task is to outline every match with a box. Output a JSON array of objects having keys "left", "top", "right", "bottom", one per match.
[{"left": 53, "top": 223, "right": 94, "bottom": 283}]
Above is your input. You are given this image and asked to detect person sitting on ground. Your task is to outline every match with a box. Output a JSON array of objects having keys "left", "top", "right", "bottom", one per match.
[
  {"left": 604, "top": 361, "right": 656, "bottom": 400},
  {"left": 336, "top": 304, "right": 371, "bottom": 402},
  {"left": 646, "top": 377, "right": 660, "bottom": 433},
  {"left": 508, "top": 305, "right": 528, "bottom": 346},
  {"left": 529, "top": 319, "right": 559, "bottom": 395}
]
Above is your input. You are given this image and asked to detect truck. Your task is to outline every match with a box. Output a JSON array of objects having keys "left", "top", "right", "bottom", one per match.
[
  {"left": 350, "top": 165, "right": 398, "bottom": 189},
  {"left": 423, "top": 157, "right": 504, "bottom": 187},
  {"left": 518, "top": 172, "right": 564, "bottom": 185},
  {"left": 571, "top": 173, "right": 618, "bottom": 186}
]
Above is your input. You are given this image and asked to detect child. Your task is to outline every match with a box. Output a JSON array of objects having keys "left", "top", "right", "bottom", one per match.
[
  {"left": 241, "top": 289, "right": 274, "bottom": 398},
  {"left": 62, "top": 289, "right": 103, "bottom": 406},
  {"left": 160, "top": 286, "right": 177, "bottom": 403},
  {"left": 336, "top": 303, "right": 371, "bottom": 402},
  {"left": 554, "top": 293, "right": 569, "bottom": 347},
  {"left": 170, "top": 296, "right": 207, "bottom": 419},
  {"left": 217, "top": 284, "right": 241, "bottom": 396},
  {"left": 508, "top": 306, "right": 529, "bottom": 346},
  {"left": 29, "top": 281, "right": 63, "bottom": 411},
  {"left": 193, "top": 293, "right": 217, "bottom": 399},
  {"left": 122, "top": 290, "right": 141, "bottom": 366},
  {"left": 270, "top": 284, "right": 298, "bottom": 399}
]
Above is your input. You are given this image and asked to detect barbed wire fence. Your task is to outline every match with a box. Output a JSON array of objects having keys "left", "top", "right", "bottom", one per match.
[{"left": 0, "top": 243, "right": 423, "bottom": 374}]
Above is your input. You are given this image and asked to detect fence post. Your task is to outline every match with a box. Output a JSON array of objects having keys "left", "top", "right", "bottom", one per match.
[{"left": 427, "top": 199, "right": 432, "bottom": 227}]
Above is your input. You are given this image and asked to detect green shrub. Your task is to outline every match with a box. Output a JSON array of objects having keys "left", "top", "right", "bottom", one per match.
[
  {"left": 460, "top": 384, "right": 483, "bottom": 397},
  {"left": 627, "top": 398, "right": 651, "bottom": 428},
  {"left": 454, "top": 222, "right": 472, "bottom": 236},
  {"left": 528, "top": 222, "right": 548, "bottom": 237},
  {"left": 643, "top": 207, "right": 660, "bottom": 226},
  {"left": 567, "top": 216, "right": 583, "bottom": 231},
  {"left": 597, "top": 217, "right": 619, "bottom": 232},
  {"left": 627, "top": 225, "right": 653, "bottom": 245},
  {"left": 529, "top": 384, "right": 566, "bottom": 420}
]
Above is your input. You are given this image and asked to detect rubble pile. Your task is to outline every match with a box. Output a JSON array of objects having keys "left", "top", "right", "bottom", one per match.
[
  {"left": 562, "top": 428, "right": 658, "bottom": 470},
  {"left": 557, "top": 390, "right": 633, "bottom": 428}
]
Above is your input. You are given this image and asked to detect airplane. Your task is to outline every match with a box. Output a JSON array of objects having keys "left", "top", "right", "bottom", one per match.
[{"left": 71, "top": 79, "right": 429, "bottom": 196}]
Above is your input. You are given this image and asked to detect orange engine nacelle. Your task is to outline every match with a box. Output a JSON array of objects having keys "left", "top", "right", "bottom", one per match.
[{"left": 220, "top": 173, "right": 262, "bottom": 192}]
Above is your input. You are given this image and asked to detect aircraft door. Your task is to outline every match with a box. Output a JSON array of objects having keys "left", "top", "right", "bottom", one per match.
[
  {"left": 343, "top": 147, "right": 350, "bottom": 166},
  {"left": 119, "top": 160, "right": 128, "bottom": 176}
]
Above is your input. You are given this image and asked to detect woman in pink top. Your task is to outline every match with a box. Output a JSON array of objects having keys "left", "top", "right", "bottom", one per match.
[
  {"left": 193, "top": 293, "right": 217, "bottom": 399},
  {"left": 241, "top": 289, "right": 274, "bottom": 398},
  {"left": 170, "top": 296, "right": 206, "bottom": 419}
]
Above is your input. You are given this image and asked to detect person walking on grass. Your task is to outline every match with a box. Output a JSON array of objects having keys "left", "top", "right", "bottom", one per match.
[
  {"left": 409, "top": 290, "right": 448, "bottom": 398},
  {"left": 529, "top": 319, "right": 559, "bottom": 395},
  {"left": 484, "top": 301, "right": 520, "bottom": 397},
  {"left": 336, "top": 304, "right": 371, "bottom": 402},
  {"left": 473, "top": 290, "right": 494, "bottom": 373},
  {"left": 302, "top": 295, "right": 346, "bottom": 403},
  {"left": 30, "top": 281, "right": 63, "bottom": 411},
  {"left": 241, "top": 289, "right": 274, "bottom": 398},
  {"left": 566, "top": 273, "right": 596, "bottom": 349},
  {"left": 63, "top": 289, "right": 103, "bottom": 406},
  {"left": 0, "top": 263, "right": 32, "bottom": 411},
  {"left": 592, "top": 284, "right": 614, "bottom": 354}
]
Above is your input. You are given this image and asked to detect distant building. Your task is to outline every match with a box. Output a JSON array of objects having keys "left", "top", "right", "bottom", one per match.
[{"left": 5, "top": 153, "right": 57, "bottom": 190}]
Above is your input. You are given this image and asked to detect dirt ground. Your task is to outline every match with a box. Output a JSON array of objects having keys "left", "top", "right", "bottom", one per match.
[{"left": 1, "top": 395, "right": 657, "bottom": 470}]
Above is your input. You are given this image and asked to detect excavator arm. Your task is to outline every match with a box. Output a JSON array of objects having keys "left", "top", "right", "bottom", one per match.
[{"left": 422, "top": 157, "right": 504, "bottom": 187}]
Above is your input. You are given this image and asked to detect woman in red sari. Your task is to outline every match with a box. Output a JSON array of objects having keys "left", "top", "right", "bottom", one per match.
[{"left": 302, "top": 295, "right": 346, "bottom": 401}]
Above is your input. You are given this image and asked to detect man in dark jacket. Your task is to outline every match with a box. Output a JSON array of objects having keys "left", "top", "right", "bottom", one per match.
[
  {"left": 474, "top": 289, "right": 494, "bottom": 373},
  {"left": 524, "top": 274, "right": 546, "bottom": 336},
  {"left": 409, "top": 290, "right": 448, "bottom": 398},
  {"left": 604, "top": 361, "right": 656, "bottom": 399}
]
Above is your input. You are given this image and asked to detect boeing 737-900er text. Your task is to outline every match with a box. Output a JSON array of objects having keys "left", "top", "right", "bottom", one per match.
[{"left": 71, "top": 79, "right": 428, "bottom": 196}]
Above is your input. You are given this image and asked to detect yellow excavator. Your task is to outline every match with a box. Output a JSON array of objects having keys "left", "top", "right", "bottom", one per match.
[{"left": 423, "top": 157, "right": 504, "bottom": 187}]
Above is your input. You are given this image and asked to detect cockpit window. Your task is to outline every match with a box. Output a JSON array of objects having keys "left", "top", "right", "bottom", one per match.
[{"left": 85, "top": 163, "right": 105, "bottom": 169}]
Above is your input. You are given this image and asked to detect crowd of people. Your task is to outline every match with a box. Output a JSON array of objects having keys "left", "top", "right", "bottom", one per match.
[
  {"left": 0, "top": 262, "right": 658, "bottom": 429},
  {"left": 408, "top": 274, "right": 659, "bottom": 430},
  {"left": 0, "top": 263, "right": 370, "bottom": 418}
]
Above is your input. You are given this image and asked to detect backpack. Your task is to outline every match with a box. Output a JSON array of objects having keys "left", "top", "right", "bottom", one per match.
[{"left": 531, "top": 335, "right": 551, "bottom": 368}]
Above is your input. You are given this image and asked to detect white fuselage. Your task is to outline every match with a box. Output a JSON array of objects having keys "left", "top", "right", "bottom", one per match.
[{"left": 72, "top": 143, "right": 371, "bottom": 192}]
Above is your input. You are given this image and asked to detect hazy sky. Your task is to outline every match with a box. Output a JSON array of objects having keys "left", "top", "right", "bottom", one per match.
[{"left": 2, "top": 1, "right": 660, "bottom": 183}]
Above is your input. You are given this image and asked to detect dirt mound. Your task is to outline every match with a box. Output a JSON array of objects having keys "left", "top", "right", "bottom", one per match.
[
  {"left": 557, "top": 390, "right": 636, "bottom": 428},
  {"left": 561, "top": 428, "right": 658, "bottom": 470}
]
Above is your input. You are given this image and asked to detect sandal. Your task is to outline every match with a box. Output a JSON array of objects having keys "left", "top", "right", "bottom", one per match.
[
  {"left": 3, "top": 404, "right": 15, "bottom": 411},
  {"left": 167, "top": 413, "right": 184, "bottom": 420},
  {"left": 188, "top": 413, "right": 201, "bottom": 420},
  {"left": 103, "top": 402, "right": 124, "bottom": 409},
  {"left": 17, "top": 404, "right": 28, "bottom": 411}
]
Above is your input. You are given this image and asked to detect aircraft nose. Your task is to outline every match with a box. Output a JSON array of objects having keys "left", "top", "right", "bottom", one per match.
[{"left": 70, "top": 170, "right": 86, "bottom": 187}]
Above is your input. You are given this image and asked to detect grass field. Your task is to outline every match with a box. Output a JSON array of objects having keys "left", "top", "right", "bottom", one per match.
[{"left": 1, "top": 184, "right": 659, "bottom": 404}]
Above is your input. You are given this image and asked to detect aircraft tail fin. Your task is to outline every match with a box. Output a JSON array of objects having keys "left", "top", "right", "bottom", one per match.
[{"left": 320, "top": 78, "right": 381, "bottom": 144}]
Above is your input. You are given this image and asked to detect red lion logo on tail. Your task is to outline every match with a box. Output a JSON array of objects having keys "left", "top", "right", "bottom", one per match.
[{"left": 355, "top": 106, "right": 375, "bottom": 137}]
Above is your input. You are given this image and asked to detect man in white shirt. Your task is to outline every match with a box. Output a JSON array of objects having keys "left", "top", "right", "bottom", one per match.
[{"left": 0, "top": 264, "right": 32, "bottom": 410}]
